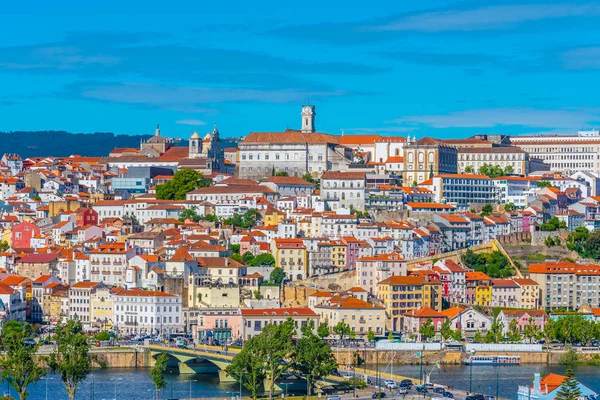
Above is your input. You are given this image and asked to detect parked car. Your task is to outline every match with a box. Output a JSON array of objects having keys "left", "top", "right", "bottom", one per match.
[
  {"left": 326, "top": 396, "right": 341, "bottom": 400},
  {"left": 372, "top": 392, "right": 386, "bottom": 399},
  {"left": 416, "top": 385, "right": 428, "bottom": 393},
  {"left": 384, "top": 380, "right": 397, "bottom": 389},
  {"left": 442, "top": 391, "right": 454, "bottom": 398},
  {"left": 342, "top": 373, "right": 353, "bottom": 379},
  {"left": 400, "top": 379, "right": 413, "bottom": 387},
  {"left": 434, "top": 387, "right": 445, "bottom": 393},
  {"left": 398, "top": 388, "right": 408, "bottom": 395}
]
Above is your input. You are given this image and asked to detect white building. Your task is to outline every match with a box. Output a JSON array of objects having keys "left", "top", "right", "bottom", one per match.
[
  {"left": 113, "top": 288, "right": 182, "bottom": 335},
  {"left": 89, "top": 243, "right": 138, "bottom": 286},
  {"left": 68, "top": 281, "right": 103, "bottom": 330},
  {"left": 320, "top": 171, "right": 367, "bottom": 211}
]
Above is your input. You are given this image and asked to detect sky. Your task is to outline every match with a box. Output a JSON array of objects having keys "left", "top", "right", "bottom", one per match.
[{"left": 2, "top": 0, "right": 600, "bottom": 139}]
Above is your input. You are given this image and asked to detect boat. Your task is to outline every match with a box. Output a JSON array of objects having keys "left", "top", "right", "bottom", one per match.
[{"left": 465, "top": 355, "right": 520, "bottom": 365}]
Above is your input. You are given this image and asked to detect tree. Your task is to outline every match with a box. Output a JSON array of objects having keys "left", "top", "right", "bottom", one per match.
[
  {"left": 507, "top": 319, "right": 522, "bottom": 342},
  {"left": 464, "top": 166, "right": 474, "bottom": 173},
  {"left": 473, "top": 331, "right": 484, "bottom": 343},
  {"left": 555, "top": 366, "right": 582, "bottom": 400},
  {"left": 226, "top": 337, "right": 265, "bottom": 399},
  {"left": 419, "top": 318, "right": 436, "bottom": 342},
  {"left": 269, "top": 267, "right": 286, "bottom": 284},
  {"left": 0, "top": 321, "right": 45, "bottom": 400},
  {"left": 537, "top": 180, "right": 552, "bottom": 188},
  {"left": 439, "top": 319, "right": 453, "bottom": 341},
  {"left": 248, "top": 253, "right": 276, "bottom": 267},
  {"left": 388, "top": 332, "right": 394, "bottom": 341},
  {"left": 0, "top": 240, "right": 9, "bottom": 252},
  {"left": 151, "top": 353, "right": 169, "bottom": 400},
  {"left": 334, "top": 321, "right": 351, "bottom": 342},
  {"left": 504, "top": 203, "right": 515, "bottom": 212},
  {"left": 481, "top": 204, "right": 493, "bottom": 217},
  {"left": 260, "top": 319, "right": 296, "bottom": 399},
  {"left": 293, "top": 321, "right": 337, "bottom": 395},
  {"left": 242, "top": 251, "right": 255, "bottom": 264},
  {"left": 95, "top": 331, "right": 110, "bottom": 341},
  {"left": 223, "top": 209, "right": 262, "bottom": 229},
  {"left": 48, "top": 320, "right": 92, "bottom": 400},
  {"left": 429, "top": 165, "right": 434, "bottom": 179},
  {"left": 367, "top": 329, "right": 376, "bottom": 344},
  {"left": 156, "top": 169, "right": 211, "bottom": 200},
  {"left": 318, "top": 322, "right": 330, "bottom": 339},
  {"left": 230, "top": 244, "right": 241, "bottom": 254},
  {"left": 301, "top": 172, "right": 317, "bottom": 185},
  {"left": 231, "top": 253, "right": 244, "bottom": 264},
  {"left": 523, "top": 317, "right": 539, "bottom": 344},
  {"left": 485, "top": 317, "right": 504, "bottom": 343},
  {"left": 179, "top": 207, "right": 201, "bottom": 222},
  {"left": 540, "top": 217, "right": 567, "bottom": 231},
  {"left": 275, "top": 171, "right": 289, "bottom": 176}
]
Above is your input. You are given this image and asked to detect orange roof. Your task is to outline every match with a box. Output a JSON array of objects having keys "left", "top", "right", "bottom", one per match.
[
  {"left": 405, "top": 202, "right": 456, "bottom": 210},
  {"left": 491, "top": 279, "right": 519, "bottom": 288},
  {"left": 513, "top": 278, "right": 538, "bottom": 286},
  {"left": 404, "top": 306, "right": 444, "bottom": 318},
  {"left": 529, "top": 260, "right": 600, "bottom": 275},
  {"left": 465, "top": 271, "right": 491, "bottom": 281},
  {"left": 1, "top": 275, "right": 30, "bottom": 286},
  {"left": 440, "top": 306, "right": 468, "bottom": 319},
  {"left": 534, "top": 373, "right": 567, "bottom": 393},
  {"left": 241, "top": 307, "right": 317, "bottom": 316},
  {"left": 169, "top": 246, "right": 195, "bottom": 262},
  {"left": 243, "top": 129, "right": 339, "bottom": 144},
  {"left": 321, "top": 171, "right": 366, "bottom": 180},
  {"left": 378, "top": 276, "right": 427, "bottom": 286},
  {"left": 339, "top": 134, "right": 383, "bottom": 145},
  {"left": 385, "top": 156, "right": 404, "bottom": 163},
  {"left": 319, "top": 296, "right": 384, "bottom": 310},
  {"left": 71, "top": 281, "right": 101, "bottom": 289}
]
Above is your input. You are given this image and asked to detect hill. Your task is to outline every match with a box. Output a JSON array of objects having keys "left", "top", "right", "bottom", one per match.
[{"left": 0, "top": 131, "right": 154, "bottom": 158}]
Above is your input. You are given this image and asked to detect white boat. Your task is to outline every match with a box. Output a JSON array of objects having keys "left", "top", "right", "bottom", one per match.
[{"left": 465, "top": 355, "right": 520, "bottom": 365}]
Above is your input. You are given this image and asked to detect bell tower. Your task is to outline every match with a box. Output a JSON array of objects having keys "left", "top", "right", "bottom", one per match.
[{"left": 301, "top": 105, "right": 315, "bottom": 133}]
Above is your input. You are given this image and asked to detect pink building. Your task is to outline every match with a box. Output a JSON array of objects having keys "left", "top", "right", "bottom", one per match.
[
  {"left": 497, "top": 309, "right": 547, "bottom": 336},
  {"left": 193, "top": 309, "right": 242, "bottom": 344},
  {"left": 403, "top": 307, "right": 445, "bottom": 337}
]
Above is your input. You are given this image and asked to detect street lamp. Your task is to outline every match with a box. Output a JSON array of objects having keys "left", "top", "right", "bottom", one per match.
[
  {"left": 469, "top": 349, "right": 476, "bottom": 394},
  {"left": 41, "top": 377, "right": 54, "bottom": 400}
]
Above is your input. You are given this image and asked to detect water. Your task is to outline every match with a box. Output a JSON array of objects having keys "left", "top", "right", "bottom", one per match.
[
  {"left": 13, "top": 364, "right": 600, "bottom": 399},
  {"left": 368, "top": 363, "right": 600, "bottom": 399}
]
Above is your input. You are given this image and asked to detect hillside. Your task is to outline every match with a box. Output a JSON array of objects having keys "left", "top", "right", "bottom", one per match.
[{"left": 0, "top": 131, "right": 153, "bottom": 158}]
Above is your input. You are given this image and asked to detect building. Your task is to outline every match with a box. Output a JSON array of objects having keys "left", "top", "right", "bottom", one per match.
[
  {"left": 510, "top": 130, "right": 600, "bottom": 174},
  {"left": 402, "top": 307, "right": 445, "bottom": 336},
  {"left": 529, "top": 260, "right": 600, "bottom": 309},
  {"left": 259, "top": 176, "right": 316, "bottom": 197},
  {"left": 491, "top": 279, "right": 521, "bottom": 308},
  {"left": 89, "top": 243, "right": 138, "bottom": 286},
  {"left": 421, "top": 174, "right": 495, "bottom": 210},
  {"left": 313, "top": 296, "right": 386, "bottom": 336},
  {"left": 465, "top": 271, "right": 492, "bottom": 306},
  {"left": 237, "top": 106, "right": 352, "bottom": 179},
  {"left": 113, "top": 288, "right": 182, "bottom": 335},
  {"left": 356, "top": 252, "right": 407, "bottom": 296},
  {"left": 90, "top": 285, "right": 114, "bottom": 330},
  {"left": 514, "top": 278, "right": 541, "bottom": 309},
  {"left": 403, "top": 137, "right": 458, "bottom": 185},
  {"left": 270, "top": 238, "right": 308, "bottom": 281},
  {"left": 69, "top": 281, "right": 102, "bottom": 330},
  {"left": 320, "top": 171, "right": 367, "bottom": 211},
  {"left": 517, "top": 372, "right": 597, "bottom": 400},
  {"left": 377, "top": 275, "right": 442, "bottom": 332},
  {"left": 497, "top": 309, "right": 547, "bottom": 336},
  {"left": 16, "top": 253, "right": 59, "bottom": 280},
  {"left": 240, "top": 308, "right": 319, "bottom": 340},
  {"left": 457, "top": 146, "right": 548, "bottom": 175},
  {"left": 440, "top": 306, "right": 492, "bottom": 338}
]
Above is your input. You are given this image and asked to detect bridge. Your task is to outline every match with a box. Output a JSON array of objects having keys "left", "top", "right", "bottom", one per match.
[{"left": 149, "top": 344, "right": 238, "bottom": 382}]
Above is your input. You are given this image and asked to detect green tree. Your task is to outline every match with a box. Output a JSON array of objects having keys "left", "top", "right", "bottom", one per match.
[
  {"left": 429, "top": 165, "right": 434, "bottom": 179},
  {"left": 566, "top": 227, "right": 590, "bottom": 257},
  {"left": 95, "top": 331, "right": 110, "bottom": 341},
  {"left": 555, "top": 366, "right": 582, "bottom": 400},
  {"left": 151, "top": 353, "right": 169, "bottom": 400},
  {"left": 318, "top": 322, "right": 330, "bottom": 339},
  {"left": 0, "top": 240, "right": 9, "bottom": 252},
  {"left": 261, "top": 319, "right": 296, "bottom": 399},
  {"left": 439, "top": 319, "right": 454, "bottom": 341},
  {"left": 452, "top": 329, "right": 463, "bottom": 341},
  {"left": 223, "top": 209, "right": 262, "bottom": 229},
  {"left": 537, "top": 180, "right": 552, "bottom": 188},
  {"left": 293, "top": 321, "right": 337, "bottom": 395},
  {"left": 367, "top": 329, "right": 376, "bottom": 344},
  {"left": 540, "top": 216, "right": 567, "bottom": 231},
  {"left": 485, "top": 318, "right": 504, "bottom": 343},
  {"left": 504, "top": 203, "right": 515, "bottom": 212},
  {"left": 334, "top": 321, "right": 351, "bottom": 342},
  {"left": 226, "top": 337, "right": 265, "bottom": 399},
  {"left": 523, "top": 317, "right": 539, "bottom": 344},
  {"left": 179, "top": 207, "right": 200, "bottom": 222},
  {"left": 481, "top": 204, "right": 493, "bottom": 217},
  {"left": 473, "top": 331, "right": 484, "bottom": 343},
  {"left": 47, "top": 320, "right": 92, "bottom": 400},
  {"left": 507, "top": 319, "right": 522, "bottom": 342},
  {"left": 504, "top": 165, "right": 514, "bottom": 175},
  {"left": 200, "top": 214, "right": 218, "bottom": 223},
  {"left": 269, "top": 267, "right": 286, "bottom": 284},
  {"left": 156, "top": 169, "right": 211, "bottom": 200},
  {"left": 230, "top": 244, "right": 241, "bottom": 254},
  {"left": 231, "top": 253, "right": 244, "bottom": 264},
  {"left": 301, "top": 172, "right": 317, "bottom": 184},
  {"left": 464, "top": 166, "right": 474, "bottom": 173},
  {"left": 249, "top": 253, "right": 276, "bottom": 267},
  {"left": 388, "top": 332, "right": 394, "bottom": 341},
  {"left": 275, "top": 171, "right": 289, "bottom": 176},
  {"left": 419, "top": 318, "right": 436, "bottom": 342},
  {"left": 0, "top": 321, "right": 45, "bottom": 400},
  {"left": 242, "top": 251, "right": 255, "bottom": 264}
]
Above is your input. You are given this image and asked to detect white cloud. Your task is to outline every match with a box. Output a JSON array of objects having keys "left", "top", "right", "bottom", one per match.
[
  {"left": 393, "top": 107, "right": 600, "bottom": 129},
  {"left": 176, "top": 119, "right": 207, "bottom": 126},
  {"left": 368, "top": 4, "right": 600, "bottom": 32}
]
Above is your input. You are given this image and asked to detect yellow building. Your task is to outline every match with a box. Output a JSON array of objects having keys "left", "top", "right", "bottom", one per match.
[
  {"left": 377, "top": 275, "right": 442, "bottom": 332},
  {"left": 48, "top": 290, "right": 68, "bottom": 323},
  {"left": 403, "top": 137, "right": 458, "bottom": 185},
  {"left": 90, "top": 286, "right": 114, "bottom": 329},
  {"left": 331, "top": 240, "right": 346, "bottom": 269},
  {"left": 514, "top": 278, "right": 540, "bottom": 309},
  {"left": 263, "top": 207, "right": 285, "bottom": 226},
  {"left": 466, "top": 271, "right": 492, "bottom": 306},
  {"left": 271, "top": 238, "right": 308, "bottom": 281}
]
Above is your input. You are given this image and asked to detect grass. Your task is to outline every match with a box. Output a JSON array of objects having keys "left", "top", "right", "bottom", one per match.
[{"left": 525, "top": 253, "right": 548, "bottom": 261}]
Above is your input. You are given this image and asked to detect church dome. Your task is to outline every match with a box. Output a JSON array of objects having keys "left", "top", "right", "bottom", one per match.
[{"left": 190, "top": 131, "right": 200, "bottom": 139}]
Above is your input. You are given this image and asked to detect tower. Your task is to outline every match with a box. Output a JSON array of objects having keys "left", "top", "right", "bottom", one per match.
[
  {"left": 301, "top": 105, "right": 315, "bottom": 133},
  {"left": 189, "top": 131, "right": 200, "bottom": 158}
]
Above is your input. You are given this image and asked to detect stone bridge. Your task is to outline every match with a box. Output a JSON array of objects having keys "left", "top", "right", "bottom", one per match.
[{"left": 148, "top": 344, "right": 237, "bottom": 382}]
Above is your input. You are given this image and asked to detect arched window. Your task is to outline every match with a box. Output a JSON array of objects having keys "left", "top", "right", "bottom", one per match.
[
  {"left": 418, "top": 152, "right": 424, "bottom": 163},
  {"left": 408, "top": 152, "right": 414, "bottom": 163},
  {"left": 428, "top": 152, "right": 434, "bottom": 163},
  {"left": 395, "top": 148, "right": 400, "bottom": 156}
]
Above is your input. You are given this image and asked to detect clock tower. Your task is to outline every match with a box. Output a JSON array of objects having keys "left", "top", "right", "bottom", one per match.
[{"left": 301, "top": 105, "right": 316, "bottom": 133}]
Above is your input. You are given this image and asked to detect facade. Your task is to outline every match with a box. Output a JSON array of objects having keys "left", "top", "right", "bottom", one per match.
[
  {"left": 89, "top": 243, "right": 138, "bottom": 286},
  {"left": 313, "top": 296, "right": 386, "bottom": 336},
  {"left": 440, "top": 306, "right": 492, "bottom": 338},
  {"left": 422, "top": 174, "right": 495, "bottom": 210},
  {"left": 403, "top": 137, "right": 458, "bottom": 185},
  {"left": 113, "top": 288, "right": 182, "bottom": 335},
  {"left": 240, "top": 308, "right": 319, "bottom": 340},
  {"left": 497, "top": 309, "right": 547, "bottom": 336},
  {"left": 377, "top": 275, "right": 442, "bottom": 332},
  {"left": 68, "top": 281, "right": 102, "bottom": 330},
  {"left": 270, "top": 238, "right": 308, "bottom": 281},
  {"left": 457, "top": 146, "right": 548, "bottom": 175},
  {"left": 356, "top": 252, "right": 407, "bottom": 296},
  {"left": 320, "top": 171, "right": 367, "bottom": 211},
  {"left": 529, "top": 260, "right": 600, "bottom": 309}
]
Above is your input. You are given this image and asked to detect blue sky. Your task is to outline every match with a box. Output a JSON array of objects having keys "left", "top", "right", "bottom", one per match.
[{"left": 2, "top": 0, "right": 600, "bottom": 139}]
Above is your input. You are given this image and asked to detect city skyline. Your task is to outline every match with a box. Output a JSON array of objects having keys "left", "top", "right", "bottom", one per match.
[{"left": 3, "top": 1, "right": 600, "bottom": 138}]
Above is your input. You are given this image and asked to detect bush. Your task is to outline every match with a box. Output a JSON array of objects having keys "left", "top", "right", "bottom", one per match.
[{"left": 96, "top": 331, "right": 110, "bottom": 341}]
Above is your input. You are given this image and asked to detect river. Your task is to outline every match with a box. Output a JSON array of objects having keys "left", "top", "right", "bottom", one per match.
[{"left": 11, "top": 364, "right": 600, "bottom": 399}]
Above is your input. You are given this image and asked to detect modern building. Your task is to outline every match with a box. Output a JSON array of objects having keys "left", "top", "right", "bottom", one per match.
[{"left": 420, "top": 174, "right": 495, "bottom": 210}]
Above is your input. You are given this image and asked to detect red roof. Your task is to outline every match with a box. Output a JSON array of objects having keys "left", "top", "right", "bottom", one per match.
[
  {"left": 241, "top": 307, "right": 317, "bottom": 316},
  {"left": 18, "top": 253, "right": 59, "bottom": 264},
  {"left": 404, "top": 307, "right": 444, "bottom": 318}
]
